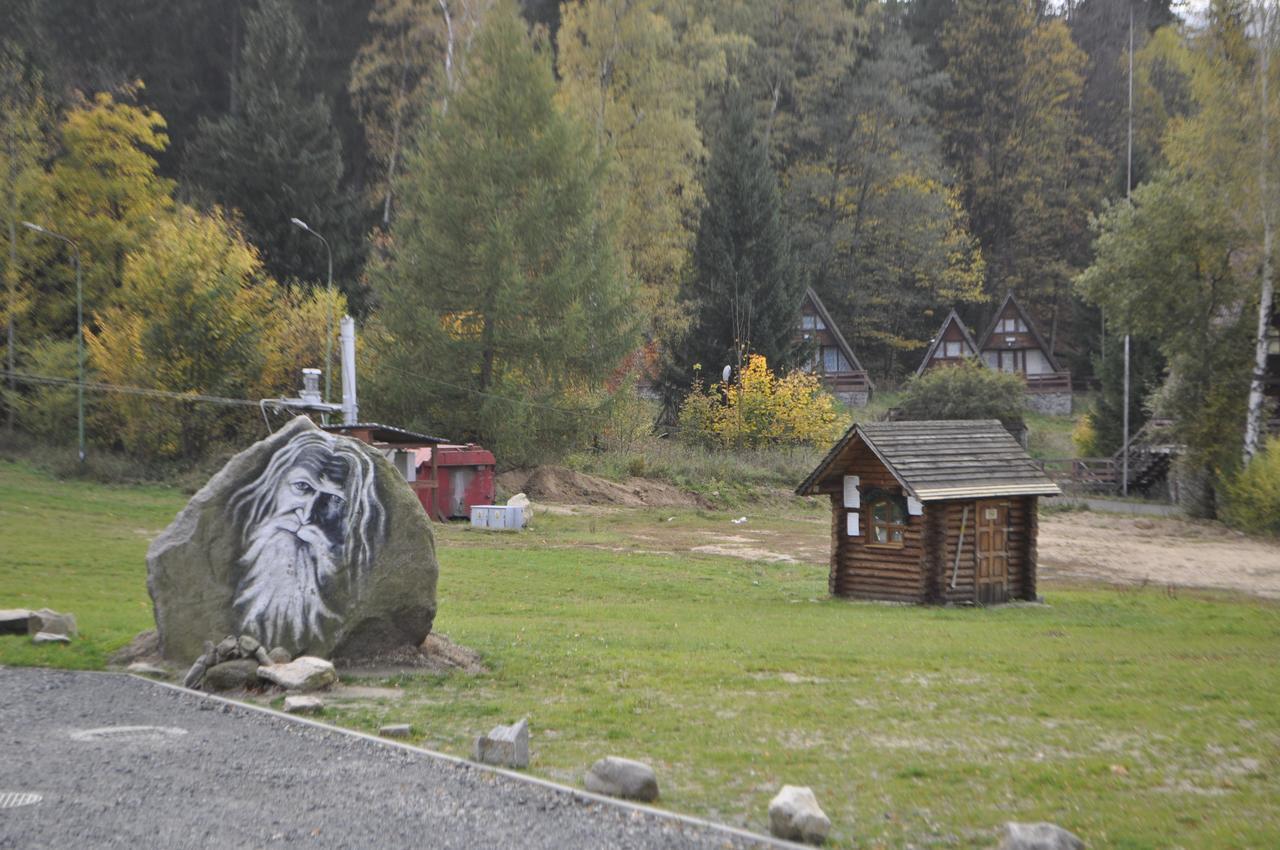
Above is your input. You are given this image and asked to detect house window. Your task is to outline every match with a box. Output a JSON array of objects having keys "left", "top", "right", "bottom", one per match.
[
  {"left": 869, "top": 498, "right": 906, "bottom": 546},
  {"left": 998, "top": 318, "right": 1027, "bottom": 333},
  {"left": 800, "top": 314, "right": 825, "bottom": 331},
  {"left": 944, "top": 341, "right": 962, "bottom": 358},
  {"left": 821, "top": 346, "right": 850, "bottom": 373}
]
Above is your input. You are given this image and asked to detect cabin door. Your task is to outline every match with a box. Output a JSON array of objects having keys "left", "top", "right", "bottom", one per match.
[{"left": 974, "top": 500, "right": 1009, "bottom": 604}]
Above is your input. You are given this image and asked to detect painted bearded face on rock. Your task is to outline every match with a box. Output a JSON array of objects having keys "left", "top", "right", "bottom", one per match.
[{"left": 228, "top": 432, "right": 385, "bottom": 651}]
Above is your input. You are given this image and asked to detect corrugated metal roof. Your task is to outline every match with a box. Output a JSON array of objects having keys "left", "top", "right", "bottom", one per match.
[
  {"left": 796, "top": 419, "right": 1061, "bottom": 501},
  {"left": 322, "top": 422, "right": 448, "bottom": 445}
]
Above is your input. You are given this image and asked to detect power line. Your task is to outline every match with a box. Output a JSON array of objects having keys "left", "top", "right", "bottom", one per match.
[{"left": 1, "top": 370, "right": 261, "bottom": 408}]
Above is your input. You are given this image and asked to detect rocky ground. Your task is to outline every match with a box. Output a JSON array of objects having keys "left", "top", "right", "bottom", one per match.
[{"left": 0, "top": 667, "right": 793, "bottom": 850}]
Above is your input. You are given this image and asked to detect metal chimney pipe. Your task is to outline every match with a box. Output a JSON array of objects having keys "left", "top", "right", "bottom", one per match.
[
  {"left": 340, "top": 315, "right": 358, "bottom": 425},
  {"left": 300, "top": 368, "right": 323, "bottom": 405}
]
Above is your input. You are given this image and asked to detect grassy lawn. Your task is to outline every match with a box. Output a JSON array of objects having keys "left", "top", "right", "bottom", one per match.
[{"left": 2, "top": 459, "right": 1278, "bottom": 848}]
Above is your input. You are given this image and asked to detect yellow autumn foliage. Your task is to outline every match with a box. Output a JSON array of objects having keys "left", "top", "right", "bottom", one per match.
[{"left": 677, "top": 355, "right": 848, "bottom": 449}]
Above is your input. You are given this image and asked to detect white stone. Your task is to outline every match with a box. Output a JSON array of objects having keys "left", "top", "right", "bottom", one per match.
[
  {"left": 584, "top": 757, "right": 659, "bottom": 802},
  {"left": 256, "top": 656, "right": 337, "bottom": 691},
  {"left": 768, "top": 785, "right": 831, "bottom": 845},
  {"left": 283, "top": 695, "right": 325, "bottom": 714},
  {"left": 28, "top": 608, "right": 77, "bottom": 637},
  {"left": 506, "top": 493, "right": 532, "bottom": 526},
  {"left": 474, "top": 718, "right": 529, "bottom": 769},
  {"left": 998, "top": 822, "right": 1085, "bottom": 850},
  {"left": 32, "top": 631, "right": 71, "bottom": 645}
]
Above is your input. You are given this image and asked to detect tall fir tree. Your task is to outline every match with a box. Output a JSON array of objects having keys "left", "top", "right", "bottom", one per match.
[
  {"left": 184, "top": 0, "right": 352, "bottom": 293},
  {"left": 367, "top": 1, "right": 635, "bottom": 465},
  {"left": 664, "top": 84, "right": 804, "bottom": 399}
]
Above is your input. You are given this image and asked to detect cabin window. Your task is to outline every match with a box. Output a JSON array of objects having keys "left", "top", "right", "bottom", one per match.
[
  {"left": 997, "top": 317, "right": 1027, "bottom": 333},
  {"left": 944, "top": 341, "right": 962, "bottom": 358},
  {"left": 822, "top": 346, "right": 850, "bottom": 373},
  {"left": 869, "top": 498, "right": 907, "bottom": 546},
  {"left": 800, "top": 314, "right": 825, "bottom": 331}
]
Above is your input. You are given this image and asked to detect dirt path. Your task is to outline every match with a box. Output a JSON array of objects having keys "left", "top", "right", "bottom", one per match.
[{"left": 1037, "top": 511, "right": 1280, "bottom": 599}]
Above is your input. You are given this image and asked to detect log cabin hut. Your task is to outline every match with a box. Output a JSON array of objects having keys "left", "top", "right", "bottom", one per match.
[
  {"left": 796, "top": 420, "right": 1061, "bottom": 605},
  {"left": 915, "top": 309, "right": 981, "bottom": 375},
  {"left": 797, "top": 287, "right": 873, "bottom": 407},
  {"left": 977, "top": 293, "right": 1072, "bottom": 415}
]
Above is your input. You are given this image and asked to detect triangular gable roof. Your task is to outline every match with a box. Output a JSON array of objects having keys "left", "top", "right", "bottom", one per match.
[
  {"left": 977, "top": 292, "right": 1063, "bottom": 372},
  {"left": 802, "top": 287, "right": 872, "bottom": 386},
  {"left": 914, "top": 309, "right": 981, "bottom": 376},
  {"left": 796, "top": 419, "right": 1060, "bottom": 501}
]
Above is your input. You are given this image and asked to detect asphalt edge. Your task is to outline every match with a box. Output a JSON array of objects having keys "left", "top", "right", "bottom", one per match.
[{"left": 129, "top": 672, "right": 809, "bottom": 850}]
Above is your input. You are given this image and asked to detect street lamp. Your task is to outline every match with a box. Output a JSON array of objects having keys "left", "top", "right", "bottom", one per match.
[
  {"left": 22, "top": 221, "right": 85, "bottom": 464},
  {"left": 290, "top": 217, "right": 335, "bottom": 405}
]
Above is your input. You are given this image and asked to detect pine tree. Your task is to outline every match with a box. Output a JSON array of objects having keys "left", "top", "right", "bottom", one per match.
[
  {"left": 368, "top": 1, "right": 636, "bottom": 464},
  {"left": 184, "top": 0, "right": 349, "bottom": 290},
  {"left": 666, "top": 84, "right": 804, "bottom": 397}
]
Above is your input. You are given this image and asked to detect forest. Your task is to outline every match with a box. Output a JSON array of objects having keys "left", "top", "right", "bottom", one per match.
[{"left": 1, "top": 0, "right": 1277, "bottom": 513}]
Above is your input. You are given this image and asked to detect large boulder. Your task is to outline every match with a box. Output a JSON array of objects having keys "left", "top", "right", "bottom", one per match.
[{"left": 147, "top": 416, "right": 438, "bottom": 663}]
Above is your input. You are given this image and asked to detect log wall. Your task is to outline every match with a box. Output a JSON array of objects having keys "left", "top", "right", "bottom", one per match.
[
  {"left": 818, "top": 442, "right": 926, "bottom": 602},
  {"left": 929, "top": 497, "right": 1037, "bottom": 604}
]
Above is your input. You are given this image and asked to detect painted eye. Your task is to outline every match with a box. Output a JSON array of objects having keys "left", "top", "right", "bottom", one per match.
[{"left": 291, "top": 481, "right": 315, "bottom": 495}]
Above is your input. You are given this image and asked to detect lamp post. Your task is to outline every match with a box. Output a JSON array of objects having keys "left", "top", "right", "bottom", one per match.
[
  {"left": 22, "top": 221, "right": 85, "bottom": 464},
  {"left": 290, "top": 217, "right": 335, "bottom": 404}
]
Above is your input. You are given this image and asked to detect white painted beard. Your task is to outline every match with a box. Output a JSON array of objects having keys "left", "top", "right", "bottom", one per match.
[{"left": 234, "top": 519, "right": 341, "bottom": 651}]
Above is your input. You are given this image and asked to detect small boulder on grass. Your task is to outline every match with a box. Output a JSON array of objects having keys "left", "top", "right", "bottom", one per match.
[
  {"left": 283, "top": 695, "right": 324, "bottom": 714},
  {"left": 584, "top": 757, "right": 659, "bottom": 802},
  {"left": 27, "top": 608, "right": 77, "bottom": 638},
  {"left": 998, "top": 822, "right": 1085, "bottom": 850},
  {"left": 768, "top": 785, "right": 831, "bottom": 845},
  {"left": 0, "top": 609, "right": 32, "bottom": 635}
]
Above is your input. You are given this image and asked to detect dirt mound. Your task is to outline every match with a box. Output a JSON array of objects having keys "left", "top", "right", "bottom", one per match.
[{"left": 497, "top": 465, "right": 703, "bottom": 508}]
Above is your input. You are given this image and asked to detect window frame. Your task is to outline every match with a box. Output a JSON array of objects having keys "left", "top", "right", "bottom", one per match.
[{"left": 867, "top": 497, "right": 907, "bottom": 548}]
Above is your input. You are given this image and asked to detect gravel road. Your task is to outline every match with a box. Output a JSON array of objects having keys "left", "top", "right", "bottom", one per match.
[{"left": 0, "top": 667, "right": 788, "bottom": 850}]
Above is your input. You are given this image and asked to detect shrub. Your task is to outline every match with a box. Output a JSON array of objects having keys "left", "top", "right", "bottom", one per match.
[
  {"left": 1222, "top": 437, "right": 1280, "bottom": 535},
  {"left": 1072, "top": 413, "right": 1099, "bottom": 457},
  {"left": 898, "top": 359, "right": 1025, "bottom": 426},
  {"left": 676, "top": 355, "right": 848, "bottom": 449}
]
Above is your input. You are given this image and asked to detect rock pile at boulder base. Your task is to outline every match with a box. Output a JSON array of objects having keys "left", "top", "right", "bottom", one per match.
[
  {"left": 147, "top": 416, "right": 438, "bottom": 663},
  {"left": 182, "top": 634, "right": 336, "bottom": 693}
]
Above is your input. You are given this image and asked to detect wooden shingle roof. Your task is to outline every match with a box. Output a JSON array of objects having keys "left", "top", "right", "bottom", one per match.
[{"left": 796, "top": 419, "right": 1061, "bottom": 501}]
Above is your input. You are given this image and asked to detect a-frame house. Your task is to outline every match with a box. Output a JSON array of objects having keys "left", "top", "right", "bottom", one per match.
[
  {"left": 797, "top": 288, "right": 873, "bottom": 407},
  {"left": 977, "top": 293, "right": 1072, "bottom": 414},
  {"left": 915, "top": 309, "right": 981, "bottom": 376}
]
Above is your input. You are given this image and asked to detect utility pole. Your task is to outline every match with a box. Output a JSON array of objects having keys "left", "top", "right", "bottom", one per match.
[
  {"left": 1122, "top": 3, "right": 1134, "bottom": 496},
  {"left": 290, "top": 217, "right": 336, "bottom": 406}
]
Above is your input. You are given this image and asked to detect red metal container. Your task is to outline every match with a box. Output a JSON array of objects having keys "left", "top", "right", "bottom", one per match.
[{"left": 414, "top": 444, "right": 496, "bottom": 521}]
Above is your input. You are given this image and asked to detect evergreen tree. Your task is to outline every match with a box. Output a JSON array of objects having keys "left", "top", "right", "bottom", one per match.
[
  {"left": 1090, "top": 331, "right": 1165, "bottom": 455},
  {"left": 665, "top": 85, "right": 804, "bottom": 398},
  {"left": 184, "top": 0, "right": 351, "bottom": 292},
  {"left": 368, "top": 1, "right": 635, "bottom": 465}
]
